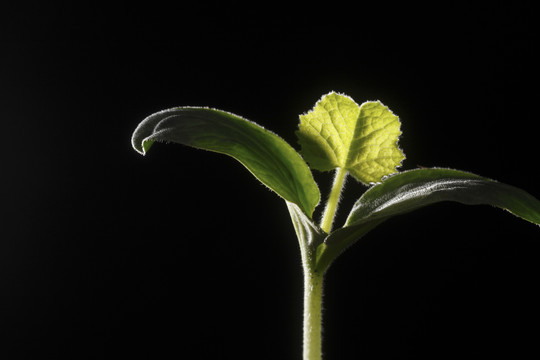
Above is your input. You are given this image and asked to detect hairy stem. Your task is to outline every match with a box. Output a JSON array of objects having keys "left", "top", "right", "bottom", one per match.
[
  {"left": 303, "top": 267, "right": 324, "bottom": 360},
  {"left": 320, "top": 167, "right": 348, "bottom": 233},
  {"left": 294, "top": 168, "right": 347, "bottom": 359}
]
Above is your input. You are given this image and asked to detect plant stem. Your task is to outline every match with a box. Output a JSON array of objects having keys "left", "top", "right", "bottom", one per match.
[
  {"left": 296, "top": 168, "right": 347, "bottom": 359},
  {"left": 303, "top": 267, "right": 324, "bottom": 360},
  {"left": 320, "top": 167, "right": 348, "bottom": 233}
]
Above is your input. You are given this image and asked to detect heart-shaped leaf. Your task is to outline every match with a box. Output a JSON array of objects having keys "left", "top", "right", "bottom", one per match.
[
  {"left": 316, "top": 168, "right": 540, "bottom": 271},
  {"left": 132, "top": 107, "right": 320, "bottom": 217},
  {"left": 296, "top": 92, "right": 405, "bottom": 184}
]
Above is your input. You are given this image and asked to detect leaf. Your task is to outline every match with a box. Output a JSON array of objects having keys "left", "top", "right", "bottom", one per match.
[
  {"left": 296, "top": 92, "right": 405, "bottom": 184},
  {"left": 132, "top": 107, "right": 320, "bottom": 217},
  {"left": 345, "top": 168, "right": 540, "bottom": 226},
  {"left": 317, "top": 168, "right": 540, "bottom": 270}
]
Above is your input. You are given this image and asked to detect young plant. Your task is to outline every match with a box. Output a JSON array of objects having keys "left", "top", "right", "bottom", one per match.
[{"left": 131, "top": 92, "right": 540, "bottom": 360}]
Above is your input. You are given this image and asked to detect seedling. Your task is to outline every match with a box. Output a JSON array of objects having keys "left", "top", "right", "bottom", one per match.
[{"left": 132, "top": 92, "right": 540, "bottom": 359}]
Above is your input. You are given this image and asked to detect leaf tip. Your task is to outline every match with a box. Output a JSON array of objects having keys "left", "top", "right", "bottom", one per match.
[
  {"left": 132, "top": 112, "right": 160, "bottom": 156},
  {"left": 131, "top": 131, "right": 151, "bottom": 155}
]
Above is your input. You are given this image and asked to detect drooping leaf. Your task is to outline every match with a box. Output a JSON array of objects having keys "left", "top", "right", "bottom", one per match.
[
  {"left": 345, "top": 168, "right": 540, "bottom": 226},
  {"left": 132, "top": 107, "right": 320, "bottom": 217},
  {"left": 316, "top": 168, "right": 540, "bottom": 271},
  {"left": 296, "top": 92, "right": 405, "bottom": 184}
]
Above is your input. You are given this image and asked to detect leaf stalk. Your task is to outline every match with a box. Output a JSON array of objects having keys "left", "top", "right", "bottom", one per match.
[{"left": 320, "top": 168, "right": 348, "bottom": 233}]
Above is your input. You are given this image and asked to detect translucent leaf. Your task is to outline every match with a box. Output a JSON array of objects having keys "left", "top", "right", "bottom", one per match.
[
  {"left": 296, "top": 92, "right": 405, "bottom": 184},
  {"left": 132, "top": 107, "right": 320, "bottom": 218}
]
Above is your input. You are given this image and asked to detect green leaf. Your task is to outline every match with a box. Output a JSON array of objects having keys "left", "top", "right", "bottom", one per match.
[
  {"left": 296, "top": 92, "right": 405, "bottom": 184},
  {"left": 345, "top": 168, "right": 540, "bottom": 226},
  {"left": 317, "top": 168, "right": 540, "bottom": 271},
  {"left": 132, "top": 107, "right": 320, "bottom": 217}
]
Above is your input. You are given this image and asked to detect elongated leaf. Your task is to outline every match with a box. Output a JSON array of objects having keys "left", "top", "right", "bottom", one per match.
[
  {"left": 296, "top": 92, "right": 405, "bottom": 184},
  {"left": 132, "top": 107, "right": 320, "bottom": 217},
  {"left": 317, "top": 168, "right": 540, "bottom": 271},
  {"left": 345, "top": 168, "right": 540, "bottom": 226}
]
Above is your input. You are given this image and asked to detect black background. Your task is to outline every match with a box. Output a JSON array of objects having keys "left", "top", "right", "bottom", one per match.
[{"left": 2, "top": 2, "right": 540, "bottom": 359}]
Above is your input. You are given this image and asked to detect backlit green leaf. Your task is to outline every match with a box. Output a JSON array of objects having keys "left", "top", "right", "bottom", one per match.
[
  {"left": 132, "top": 107, "right": 320, "bottom": 217},
  {"left": 296, "top": 92, "right": 405, "bottom": 184}
]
